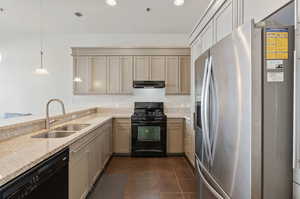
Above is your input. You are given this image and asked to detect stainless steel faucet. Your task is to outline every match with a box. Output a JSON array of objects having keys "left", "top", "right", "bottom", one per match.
[{"left": 46, "top": 99, "right": 66, "bottom": 129}]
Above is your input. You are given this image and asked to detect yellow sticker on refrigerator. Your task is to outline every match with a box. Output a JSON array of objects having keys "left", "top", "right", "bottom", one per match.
[{"left": 265, "top": 28, "right": 289, "bottom": 60}]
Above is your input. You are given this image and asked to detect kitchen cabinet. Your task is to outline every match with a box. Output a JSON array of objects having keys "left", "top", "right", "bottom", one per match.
[
  {"left": 184, "top": 119, "right": 195, "bottom": 167},
  {"left": 90, "top": 56, "right": 107, "bottom": 93},
  {"left": 120, "top": 56, "right": 133, "bottom": 94},
  {"left": 167, "top": 118, "right": 184, "bottom": 154},
  {"left": 88, "top": 137, "right": 99, "bottom": 186},
  {"left": 244, "top": 0, "right": 290, "bottom": 23},
  {"left": 134, "top": 56, "right": 150, "bottom": 80},
  {"left": 214, "top": 0, "right": 233, "bottom": 43},
  {"left": 108, "top": 56, "right": 121, "bottom": 94},
  {"left": 180, "top": 56, "right": 191, "bottom": 94},
  {"left": 69, "top": 120, "right": 113, "bottom": 199},
  {"left": 113, "top": 119, "right": 131, "bottom": 154},
  {"left": 201, "top": 20, "right": 215, "bottom": 52},
  {"left": 166, "top": 56, "right": 180, "bottom": 94},
  {"left": 72, "top": 48, "right": 190, "bottom": 95},
  {"left": 69, "top": 140, "right": 90, "bottom": 199},
  {"left": 74, "top": 56, "right": 90, "bottom": 94},
  {"left": 150, "top": 56, "right": 166, "bottom": 81}
]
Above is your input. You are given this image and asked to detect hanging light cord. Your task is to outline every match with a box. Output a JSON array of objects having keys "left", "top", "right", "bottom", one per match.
[{"left": 39, "top": 0, "right": 44, "bottom": 69}]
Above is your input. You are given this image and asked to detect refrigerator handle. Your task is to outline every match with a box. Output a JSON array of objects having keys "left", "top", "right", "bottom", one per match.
[
  {"left": 196, "top": 158, "right": 225, "bottom": 199},
  {"left": 210, "top": 68, "right": 219, "bottom": 163},
  {"left": 201, "top": 58, "right": 210, "bottom": 162},
  {"left": 204, "top": 56, "right": 213, "bottom": 164}
]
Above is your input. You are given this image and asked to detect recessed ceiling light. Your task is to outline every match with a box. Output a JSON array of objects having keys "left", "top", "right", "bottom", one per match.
[
  {"left": 74, "top": 12, "right": 83, "bottom": 17},
  {"left": 106, "top": 0, "right": 117, "bottom": 6},
  {"left": 174, "top": 0, "right": 184, "bottom": 6},
  {"left": 0, "top": 8, "right": 4, "bottom": 12}
]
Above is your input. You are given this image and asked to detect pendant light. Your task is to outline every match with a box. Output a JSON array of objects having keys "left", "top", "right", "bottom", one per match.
[{"left": 34, "top": 0, "right": 49, "bottom": 75}]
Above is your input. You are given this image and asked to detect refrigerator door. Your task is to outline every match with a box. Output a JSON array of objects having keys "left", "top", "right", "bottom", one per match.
[
  {"left": 195, "top": 50, "right": 210, "bottom": 165},
  {"left": 206, "top": 22, "right": 254, "bottom": 199}
]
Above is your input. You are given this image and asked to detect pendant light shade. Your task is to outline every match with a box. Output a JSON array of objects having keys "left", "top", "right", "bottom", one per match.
[
  {"left": 34, "top": 0, "right": 49, "bottom": 75},
  {"left": 34, "top": 51, "right": 49, "bottom": 75}
]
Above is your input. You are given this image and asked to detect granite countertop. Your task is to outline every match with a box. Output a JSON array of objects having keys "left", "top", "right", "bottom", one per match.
[
  {"left": 0, "top": 113, "right": 112, "bottom": 187},
  {"left": 0, "top": 112, "right": 189, "bottom": 187}
]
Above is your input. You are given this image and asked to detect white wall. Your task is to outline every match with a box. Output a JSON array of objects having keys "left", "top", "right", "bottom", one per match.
[{"left": 0, "top": 33, "right": 190, "bottom": 118}]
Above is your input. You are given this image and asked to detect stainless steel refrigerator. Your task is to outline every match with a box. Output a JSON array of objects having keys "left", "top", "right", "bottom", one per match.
[{"left": 194, "top": 21, "right": 294, "bottom": 199}]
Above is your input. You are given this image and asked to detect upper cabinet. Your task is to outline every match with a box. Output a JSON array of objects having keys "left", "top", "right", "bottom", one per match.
[
  {"left": 91, "top": 56, "right": 107, "bottom": 94},
  {"left": 134, "top": 56, "right": 150, "bottom": 81},
  {"left": 214, "top": 0, "right": 233, "bottom": 43},
  {"left": 72, "top": 48, "right": 191, "bottom": 95},
  {"left": 166, "top": 56, "right": 180, "bottom": 94},
  {"left": 150, "top": 56, "right": 166, "bottom": 81},
  {"left": 120, "top": 56, "right": 133, "bottom": 94},
  {"left": 180, "top": 56, "right": 191, "bottom": 94},
  {"left": 107, "top": 56, "right": 121, "bottom": 94},
  {"left": 74, "top": 56, "right": 90, "bottom": 93}
]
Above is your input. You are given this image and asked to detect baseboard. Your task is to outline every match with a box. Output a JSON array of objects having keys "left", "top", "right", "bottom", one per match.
[
  {"left": 113, "top": 153, "right": 131, "bottom": 157},
  {"left": 167, "top": 153, "right": 185, "bottom": 157},
  {"left": 184, "top": 155, "right": 195, "bottom": 172}
]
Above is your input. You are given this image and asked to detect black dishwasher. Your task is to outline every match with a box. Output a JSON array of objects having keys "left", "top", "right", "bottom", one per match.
[{"left": 0, "top": 148, "right": 69, "bottom": 199}]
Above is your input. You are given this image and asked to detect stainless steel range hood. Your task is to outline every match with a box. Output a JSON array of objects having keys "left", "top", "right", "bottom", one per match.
[{"left": 133, "top": 81, "right": 165, "bottom": 88}]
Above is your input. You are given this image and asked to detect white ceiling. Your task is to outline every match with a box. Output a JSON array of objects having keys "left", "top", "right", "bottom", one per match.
[{"left": 0, "top": 0, "right": 211, "bottom": 34}]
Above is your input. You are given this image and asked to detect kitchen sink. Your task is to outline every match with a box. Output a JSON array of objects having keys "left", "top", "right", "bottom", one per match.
[
  {"left": 32, "top": 131, "right": 77, "bottom": 138},
  {"left": 53, "top": 124, "right": 90, "bottom": 132}
]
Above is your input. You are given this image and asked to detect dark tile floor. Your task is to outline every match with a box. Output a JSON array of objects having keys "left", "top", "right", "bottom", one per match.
[{"left": 88, "top": 157, "right": 196, "bottom": 199}]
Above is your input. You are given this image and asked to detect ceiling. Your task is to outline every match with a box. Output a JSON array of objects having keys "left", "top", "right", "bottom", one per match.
[{"left": 0, "top": 0, "right": 211, "bottom": 34}]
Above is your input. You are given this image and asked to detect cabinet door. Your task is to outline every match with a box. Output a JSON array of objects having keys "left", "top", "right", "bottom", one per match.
[
  {"left": 134, "top": 56, "right": 150, "bottom": 80},
  {"left": 214, "top": 0, "right": 233, "bottom": 43},
  {"left": 91, "top": 56, "right": 107, "bottom": 93},
  {"left": 88, "top": 138, "right": 99, "bottom": 186},
  {"left": 120, "top": 56, "right": 133, "bottom": 94},
  {"left": 74, "top": 56, "right": 91, "bottom": 94},
  {"left": 179, "top": 56, "right": 191, "bottom": 94},
  {"left": 150, "top": 56, "right": 166, "bottom": 81},
  {"left": 108, "top": 56, "right": 121, "bottom": 94},
  {"left": 201, "top": 20, "right": 214, "bottom": 53},
  {"left": 184, "top": 119, "right": 195, "bottom": 167},
  {"left": 167, "top": 119, "right": 184, "bottom": 153},
  {"left": 113, "top": 119, "right": 131, "bottom": 153},
  {"left": 69, "top": 144, "right": 89, "bottom": 199},
  {"left": 166, "top": 56, "right": 180, "bottom": 94}
]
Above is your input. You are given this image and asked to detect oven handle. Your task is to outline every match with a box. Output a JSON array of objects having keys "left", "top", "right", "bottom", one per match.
[{"left": 132, "top": 121, "right": 165, "bottom": 126}]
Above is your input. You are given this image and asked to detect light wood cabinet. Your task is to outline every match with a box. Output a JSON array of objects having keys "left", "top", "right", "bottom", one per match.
[
  {"left": 150, "top": 56, "right": 166, "bottom": 81},
  {"left": 74, "top": 56, "right": 90, "bottom": 94},
  {"left": 88, "top": 137, "right": 99, "bottom": 186},
  {"left": 108, "top": 56, "right": 121, "bottom": 94},
  {"left": 166, "top": 56, "right": 180, "bottom": 94},
  {"left": 180, "top": 56, "right": 191, "bottom": 94},
  {"left": 167, "top": 118, "right": 184, "bottom": 154},
  {"left": 120, "top": 56, "right": 133, "bottom": 94},
  {"left": 69, "top": 120, "right": 112, "bottom": 199},
  {"left": 72, "top": 48, "right": 191, "bottom": 95},
  {"left": 91, "top": 56, "right": 107, "bottom": 93},
  {"left": 184, "top": 119, "right": 195, "bottom": 167},
  {"left": 134, "top": 56, "right": 150, "bottom": 80},
  {"left": 69, "top": 141, "right": 89, "bottom": 199},
  {"left": 113, "top": 119, "right": 131, "bottom": 154}
]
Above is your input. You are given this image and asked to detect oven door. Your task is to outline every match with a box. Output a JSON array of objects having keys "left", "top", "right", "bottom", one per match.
[{"left": 131, "top": 121, "right": 166, "bottom": 156}]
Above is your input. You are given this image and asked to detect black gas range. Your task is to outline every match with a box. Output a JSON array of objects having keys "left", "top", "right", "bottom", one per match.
[{"left": 131, "top": 102, "right": 167, "bottom": 157}]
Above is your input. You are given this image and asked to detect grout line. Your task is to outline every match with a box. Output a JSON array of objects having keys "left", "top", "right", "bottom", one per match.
[{"left": 174, "top": 165, "right": 185, "bottom": 199}]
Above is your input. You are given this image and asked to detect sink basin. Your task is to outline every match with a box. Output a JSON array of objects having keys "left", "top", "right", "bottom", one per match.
[
  {"left": 32, "top": 131, "right": 77, "bottom": 138},
  {"left": 53, "top": 124, "right": 90, "bottom": 132}
]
